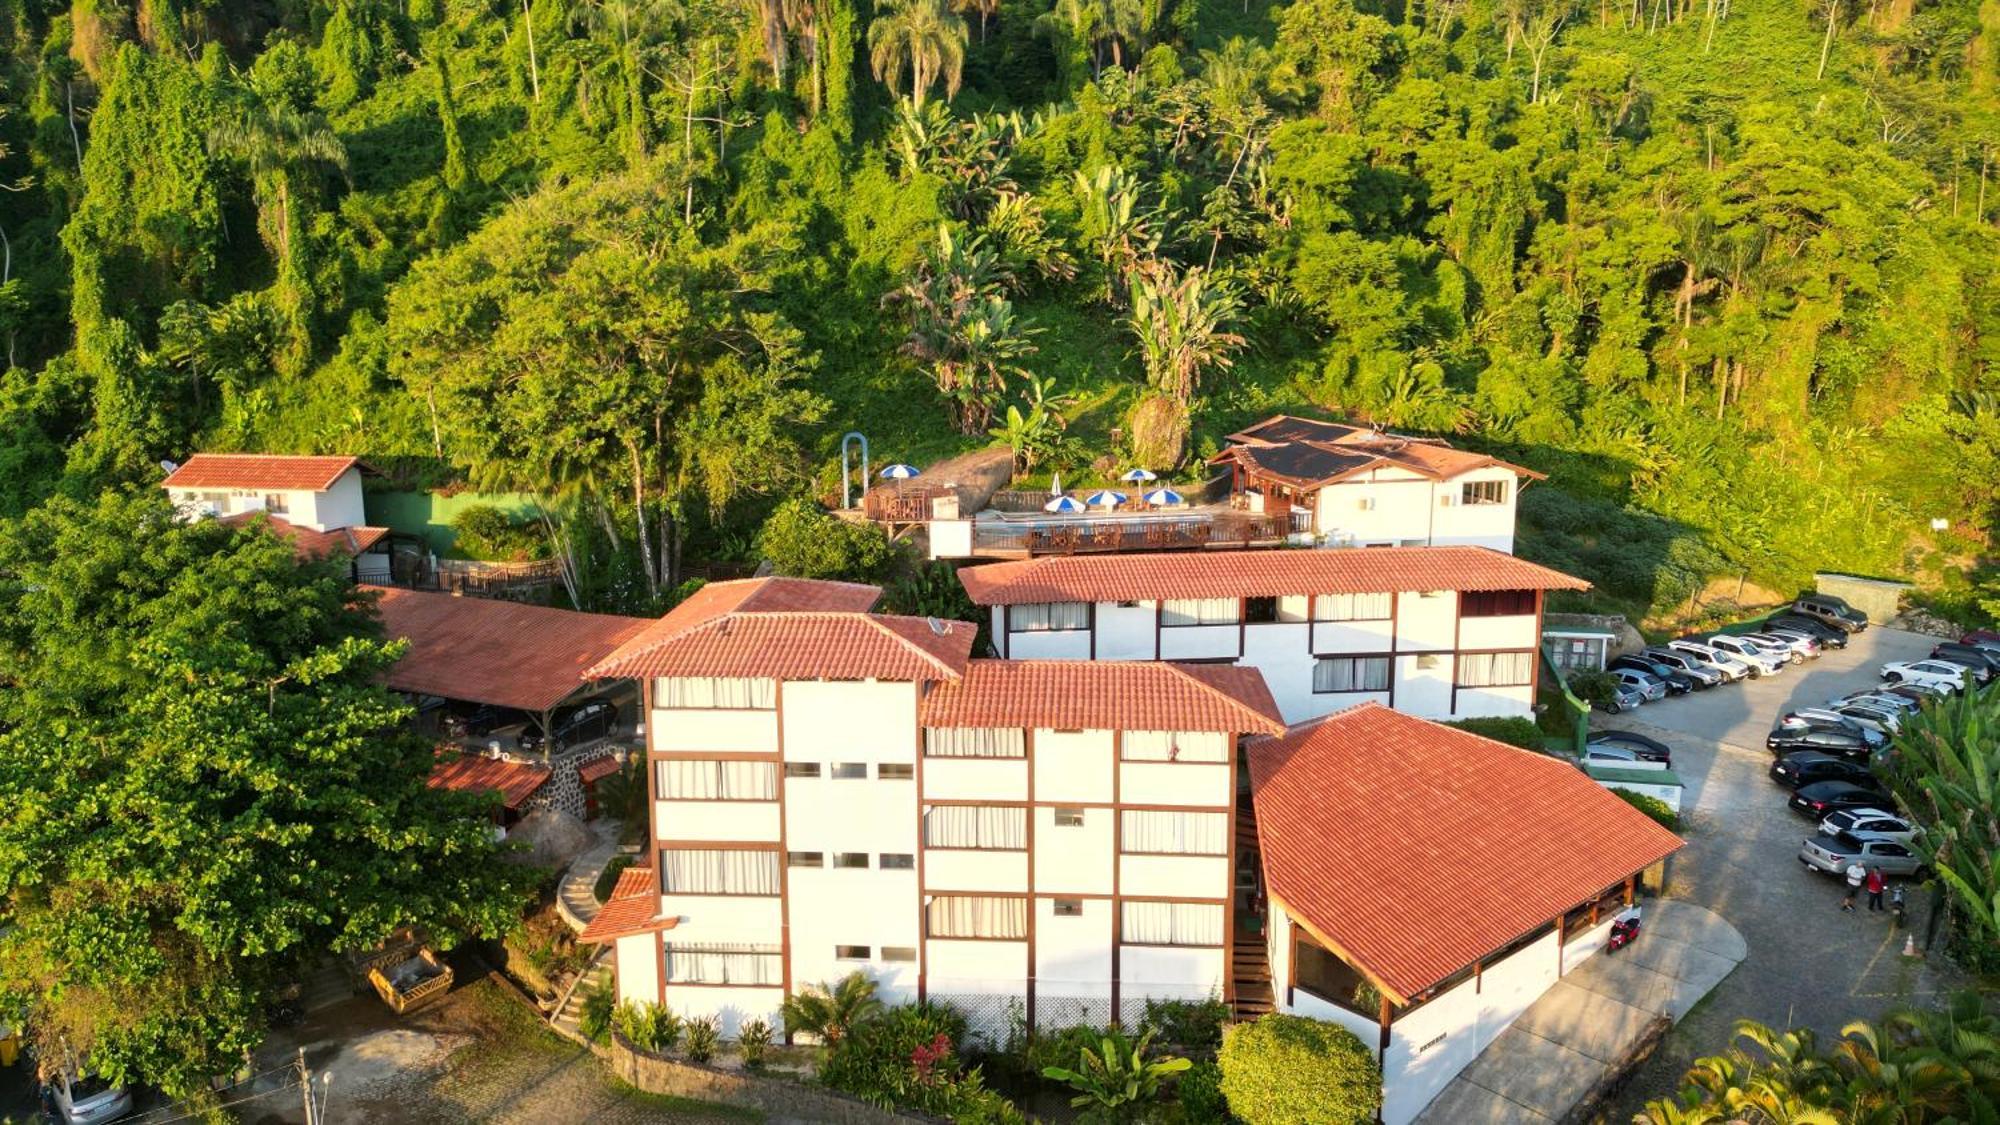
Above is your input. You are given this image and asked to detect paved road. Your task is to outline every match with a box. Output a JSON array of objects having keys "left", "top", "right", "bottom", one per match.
[{"left": 1598, "top": 626, "right": 1966, "bottom": 1117}]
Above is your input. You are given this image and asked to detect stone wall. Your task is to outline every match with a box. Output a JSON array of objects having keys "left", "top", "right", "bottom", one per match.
[
  {"left": 1814, "top": 573, "right": 1912, "bottom": 625},
  {"left": 608, "top": 1034, "right": 937, "bottom": 1124}
]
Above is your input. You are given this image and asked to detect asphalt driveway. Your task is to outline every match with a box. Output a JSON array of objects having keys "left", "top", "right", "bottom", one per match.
[{"left": 1597, "top": 626, "right": 1966, "bottom": 1115}]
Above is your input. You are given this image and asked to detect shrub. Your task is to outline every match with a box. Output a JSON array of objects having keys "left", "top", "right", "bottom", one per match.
[
  {"left": 593, "top": 855, "right": 633, "bottom": 903},
  {"left": 683, "top": 1015, "right": 720, "bottom": 1063},
  {"left": 782, "top": 971, "right": 885, "bottom": 1045},
  {"left": 578, "top": 980, "right": 616, "bottom": 1042},
  {"left": 1177, "top": 1060, "right": 1227, "bottom": 1124},
  {"left": 1443, "top": 715, "right": 1546, "bottom": 752},
  {"left": 1568, "top": 669, "right": 1622, "bottom": 709},
  {"left": 738, "top": 1018, "right": 773, "bottom": 1070},
  {"left": 757, "top": 498, "right": 900, "bottom": 584},
  {"left": 449, "top": 504, "right": 545, "bottom": 561},
  {"left": 819, "top": 1002, "right": 987, "bottom": 1116},
  {"left": 614, "top": 1000, "right": 683, "bottom": 1054},
  {"left": 1140, "top": 997, "right": 1229, "bottom": 1051},
  {"left": 1611, "top": 787, "right": 1679, "bottom": 831},
  {"left": 1218, "top": 1013, "right": 1381, "bottom": 1125}
]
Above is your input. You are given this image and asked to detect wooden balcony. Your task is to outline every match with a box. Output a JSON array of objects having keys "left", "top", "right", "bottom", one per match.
[{"left": 969, "top": 510, "right": 1307, "bottom": 558}]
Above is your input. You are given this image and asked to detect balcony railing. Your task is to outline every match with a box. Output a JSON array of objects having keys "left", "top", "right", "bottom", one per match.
[{"left": 971, "top": 511, "right": 1303, "bottom": 556}]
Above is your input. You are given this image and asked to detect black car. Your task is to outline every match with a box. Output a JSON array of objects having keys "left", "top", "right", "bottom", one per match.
[
  {"left": 1768, "top": 614, "right": 1850, "bottom": 649},
  {"left": 1608, "top": 655, "right": 1700, "bottom": 694},
  {"left": 1765, "top": 727, "right": 1876, "bottom": 762},
  {"left": 1930, "top": 643, "right": 2000, "bottom": 683},
  {"left": 1586, "top": 731, "right": 1674, "bottom": 766},
  {"left": 519, "top": 700, "right": 619, "bottom": 753},
  {"left": 1793, "top": 593, "right": 1869, "bottom": 633},
  {"left": 1769, "top": 751, "right": 1876, "bottom": 790},
  {"left": 1773, "top": 712, "right": 1887, "bottom": 749},
  {"left": 1791, "top": 780, "right": 1892, "bottom": 818}
]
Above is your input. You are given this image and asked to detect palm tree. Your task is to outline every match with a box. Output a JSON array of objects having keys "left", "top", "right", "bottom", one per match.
[
  {"left": 867, "top": 0, "right": 967, "bottom": 108},
  {"left": 1126, "top": 263, "right": 1244, "bottom": 407},
  {"left": 952, "top": 0, "right": 998, "bottom": 41},
  {"left": 779, "top": 971, "right": 883, "bottom": 1045}
]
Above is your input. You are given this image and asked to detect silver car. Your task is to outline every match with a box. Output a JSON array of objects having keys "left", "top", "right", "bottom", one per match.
[
  {"left": 1744, "top": 631, "right": 1816, "bottom": 663},
  {"left": 1799, "top": 832, "right": 1925, "bottom": 878},
  {"left": 1611, "top": 668, "right": 1668, "bottom": 703}
]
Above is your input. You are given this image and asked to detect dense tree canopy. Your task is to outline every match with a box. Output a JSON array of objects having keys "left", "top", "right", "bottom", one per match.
[
  {"left": 0, "top": 0, "right": 1996, "bottom": 619},
  {"left": 0, "top": 493, "right": 528, "bottom": 1094}
]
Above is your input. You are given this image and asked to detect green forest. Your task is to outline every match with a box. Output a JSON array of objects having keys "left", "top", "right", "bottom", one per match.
[{"left": 2, "top": 0, "right": 1998, "bottom": 619}]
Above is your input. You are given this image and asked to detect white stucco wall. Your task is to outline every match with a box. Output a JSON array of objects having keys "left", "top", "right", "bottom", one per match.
[
  {"left": 1120, "top": 855, "right": 1229, "bottom": 899},
  {"left": 925, "top": 848, "right": 1029, "bottom": 892},
  {"left": 1097, "top": 602, "right": 1160, "bottom": 659},
  {"left": 653, "top": 799, "right": 780, "bottom": 843},
  {"left": 1118, "top": 761, "right": 1230, "bottom": 807},
  {"left": 1036, "top": 897, "right": 1114, "bottom": 1000},
  {"left": 316, "top": 469, "right": 368, "bottom": 531},
  {"left": 1032, "top": 807, "right": 1114, "bottom": 894},
  {"left": 1157, "top": 624, "right": 1240, "bottom": 661},
  {"left": 614, "top": 932, "right": 660, "bottom": 1007},
  {"left": 922, "top": 757, "right": 1028, "bottom": 802},
  {"left": 1032, "top": 729, "right": 1114, "bottom": 804},
  {"left": 1121, "top": 945, "right": 1224, "bottom": 999},
  {"left": 651, "top": 707, "right": 778, "bottom": 754},
  {"left": 659, "top": 985, "right": 786, "bottom": 1038}
]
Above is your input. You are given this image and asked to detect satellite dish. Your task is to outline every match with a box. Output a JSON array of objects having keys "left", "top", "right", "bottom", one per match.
[{"left": 159, "top": 460, "right": 180, "bottom": 475}]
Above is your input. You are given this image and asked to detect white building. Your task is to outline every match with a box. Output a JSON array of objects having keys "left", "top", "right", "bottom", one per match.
[
  {"left": 578, "top": 577, "right": 1285, "bottom": 1040},
  {"left": 161, "top": 454, "right": 391, "bottom": 580},
  {"left": 1211, "top": 416, "right": 1543, "bottom": 553},
  {"left": 959, "top": 546, "right": 1589, "bottom": 725},
  {"left": 1248, "top": 704, "right": 1682, "bottom": 1124}
]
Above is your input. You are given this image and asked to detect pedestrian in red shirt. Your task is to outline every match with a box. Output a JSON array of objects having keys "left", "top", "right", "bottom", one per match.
[{"left": 1866, "top": 867, "right": 1887, "bottom": 912}]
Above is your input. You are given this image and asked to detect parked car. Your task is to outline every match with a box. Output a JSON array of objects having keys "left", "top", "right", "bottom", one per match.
[
  {"left": 1825, "top": 702, "right": 1902, "bottom": 737},
  {"left": 1799, "top": 832, "right": 1924, "bottom": 878},
  {"left": 445, "top": 702, "right": 518, "bottom": 738},
  {"left": 1769, "top": 751, "right": 1876, "bottom": 790},
  {"left": 1763, "top": 624, "right": 1831, "bottom": 654},
  {"left": 1769, "top": 614, "right": 1850, "bottom": 649},
  {"left": 1832, "top": 690, "right": 1922, "bottom": 715},
  {"left": 1608, "top": 654, "right": 1700, "bottom": 694},
  {"left": 1698, "top": 634, "right": 1788, "bottom": 676},
  {"left": 1743, "top": 631, "right": 1818, "bottom": 663},
  {"left": 1819, "top": 808, "right": 1918, "bottom": 843},
  {"left": 1929, "top": 643, "right": 2000, "bottom": 684},
  {"left": 1791, "top": 780, "right": 1892, "bottom": 818},
  {"left": 1610, "top": 668, "right": 1669, "bottom": 703},
  {"left": 1765, "top": 727, "right": 1876, "bottom": 762},
  {"left": 1582, "top": 742, "right": 1657, "bottom": 768},
  {"left": 1961, "top": 629, "right": 2000, "bottom": 647},
  {"left": 1664, "top": 640, "right": 1754, "bottom": 681},
  {"left": 48, "top": 1068, "right": 132, "bottom": 1125},
  {"left": 1638, "top": 648, "right": 1726, "bottom": 687},
  {"left": 1586, "top": 731, "right": 1674, "bottom": 766},
  {"left": 1774, "top": 708, "right": 1887, "bottom": 747},
  {"left": 1594, "top": 680, "right": 1649, "bottom": 714},
  {"left": 1881, "top": 660, "right": 1970, "bottom": 694},
  {"left": 1793, "top": 593, "right": 1870, "bottom": 633},
  {"left": 1883, "top": 681, "right": 1952, "bottom": 705},
  {"left": 518, "top": 700, "right": 619, "bottom": 753}
]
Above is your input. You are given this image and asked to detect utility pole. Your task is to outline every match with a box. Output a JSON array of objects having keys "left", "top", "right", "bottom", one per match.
[{"left": 298, "top": 1048, "right": 317, "bottom": 1125}]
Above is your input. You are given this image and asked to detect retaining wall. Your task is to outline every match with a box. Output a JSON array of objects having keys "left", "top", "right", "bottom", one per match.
[{"left": 607, "top": 1033, "right": 936, "bottom": 1124}]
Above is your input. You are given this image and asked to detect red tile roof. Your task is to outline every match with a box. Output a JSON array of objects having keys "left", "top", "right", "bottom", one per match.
[
  {"left": 585, "top": 577, "right": 973, "bottom": 682},
  {"left": 958, "top": 546, "right": 1589, "bottom": 606},
  {"left": 922, "top": 660, "right": 1285, "bottom": 734},
  {"left": 576, "top": 755, "right": 623, "bottom": 783},
  {"left": 219, "top": 512, "right": 390, "bottom": 560},
  {"left": 163, "top": 453, "right": 362, "bottom": 492},
  {"left": 1212, "top": 415, "right": 1543, "bottom": 487},
  {"left": 1247, "top": 704, "right": 1683, "bottom": 1004},
  {"left": 429, "top": 753, "right": 552, "bottom": 809},
  {"left": 578, "top": 864, "right": 677, "bottom": 943},
  {"left": 365, "top": 585, "right": 653, "bottom": 712}
]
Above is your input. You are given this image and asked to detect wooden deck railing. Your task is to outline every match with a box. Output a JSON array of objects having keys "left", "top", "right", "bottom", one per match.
[{"left": 972, "top": 512, "right": 1297, "bottom": 556}]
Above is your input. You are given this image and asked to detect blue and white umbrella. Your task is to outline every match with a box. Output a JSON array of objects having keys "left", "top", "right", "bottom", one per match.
[
  {"left": 1045, "top": 495, "right": 1088, "bottom": 514},
  {"left": 1120, "top": 468, "right": 1158, "bottom": 483},
  {"left": 1144, "top": 488, "right": 1184, "bottom": 506},
  {"left": 1086, "top": 490, "right": 1128, "bottom": 509},
  {"left": 879, "top": 463, "right": 921, "bottom": 480}
]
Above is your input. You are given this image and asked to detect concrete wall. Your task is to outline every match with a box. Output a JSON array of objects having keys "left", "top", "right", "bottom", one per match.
[
  {"left": 364, "top": 488, "right": 543, "bottom": 553},
  {"left": 1814, "top": 573, "right": 1912, "bottom": 624},
  {"left": 609, "top": 1033, "right": 934, "bottom": 1124}
]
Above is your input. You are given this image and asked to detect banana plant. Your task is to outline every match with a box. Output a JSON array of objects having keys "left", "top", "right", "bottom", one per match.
[{"left": 1040, "top": 1026, "right": 1190, "bottom": 1120}]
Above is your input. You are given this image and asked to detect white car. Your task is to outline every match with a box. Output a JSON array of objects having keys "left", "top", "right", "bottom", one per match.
[
  {"left": 1744, "top": 631, "right": 1817, "bottom": 663},
  {"left": 1828, "top": 702, "right": 1901, "bottom": 736},
  {"left": 1667, "top": 640, "right": 1755, "bottom": 681},
  {"left": 51, "top": 1070, "right": 132, "bottom": 1125},
  {"left": 1818, "top": 808, "right": 1919, "bottom": 843},
  {"left": 1833, "top": 691, "right": 1922, "bottom": 715},
  {"left": 1881, "top": 660, "right": 1968, "bottom": 694},
  {"left": 1701, "top": 635, "right": 1787, "bottom": 676}
]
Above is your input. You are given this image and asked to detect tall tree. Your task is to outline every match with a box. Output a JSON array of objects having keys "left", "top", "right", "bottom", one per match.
[{"left": 867, "top": 0, "right": 967, "bottom": 108}]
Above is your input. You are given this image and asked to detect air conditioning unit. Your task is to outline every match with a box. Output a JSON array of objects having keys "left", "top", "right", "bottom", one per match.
[{"left": 1439, "top": 494, "right": 1456, "bottom": 507}]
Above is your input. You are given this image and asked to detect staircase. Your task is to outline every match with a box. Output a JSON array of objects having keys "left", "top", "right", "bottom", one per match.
[
  {"left": 1231, "top": 800, "right": 1277, "bottom": 1019},
  {"left": 550, "top": 948, "right": 612, "bottom": 1042},
  {"left": 300, "top": 956, "right": 362, "bottom": 1013}
]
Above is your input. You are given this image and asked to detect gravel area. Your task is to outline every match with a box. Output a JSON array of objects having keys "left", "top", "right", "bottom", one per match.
[{"left": 1595, "top": 626, "right": 1967, "bottom": 1117}]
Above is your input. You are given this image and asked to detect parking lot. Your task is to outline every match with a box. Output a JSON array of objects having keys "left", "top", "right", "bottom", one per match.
[{"left": 1600, "top": 625, "right": 1968, "bottom": 1115}]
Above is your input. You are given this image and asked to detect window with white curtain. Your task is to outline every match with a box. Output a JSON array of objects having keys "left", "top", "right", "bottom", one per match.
[
  {"left": 1313, "top": 592, "right": 1394, "bottom": 622},
  {"left": 655, "top": 677, "right": 776, "bottom": 710},
  {"left": 1161, "top": 598, "right": 1239, "bottom": 626},
  {"left": 659, "top": 848, "right": 781, "bottom": 895},
  {"left": 1122, "top": 731, "right": 1229, "bottom": 763},
  {"left": 927, "top": 895, "right": 1028, "bottom": 939},
  {"left": 655, "top": 759, "right": 778, "bottom": 800},
  {"left": 923, "top": 728, "right": 1027, "bottom": 759},
  {"left": 924, "top": 805, "right": 1028, "bottom": 849},
  {"left": 1313, "top": 656, "right": 1391, "bottom": 693},
  {"left": 1007, "top": 602, "right": 1090, "bottom": 632},
  {"left": 1120, "top": 810, "right": 1228, "bottom": 855},
  {"left": 1121, "top": 901, "right": 1225, "bottom": 946},
  {"left": 663, "top": 943, "right": 784, "bottom": 985},
  {"left": 1456, "top": 651, "right": 1535, "bottom": 688}
]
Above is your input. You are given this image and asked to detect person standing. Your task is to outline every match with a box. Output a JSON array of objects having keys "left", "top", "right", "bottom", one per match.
[
  {"left": 1843, "top": 862, "right": 1865, "bottom": 912},
  {"left": 1866, "top": 867, "right": 1887, "bottom": 912}
]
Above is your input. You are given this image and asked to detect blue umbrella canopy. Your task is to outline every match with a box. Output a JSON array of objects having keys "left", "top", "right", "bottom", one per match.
[
  {"left": 879, "top": 463, "right": 921, "bottom": 480},
  {"left": 1144, "top": 488, "right": 1184, "bottom": 506},
  {"left": 1086, "top": 490, "right": 1128, "bottom": 508},
  {"left": 1120, "top": 468, "right": 1158, "bottom": 483},
  {"left": 1045, "top": 495, "right": 1088, "bottom": 514}
]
